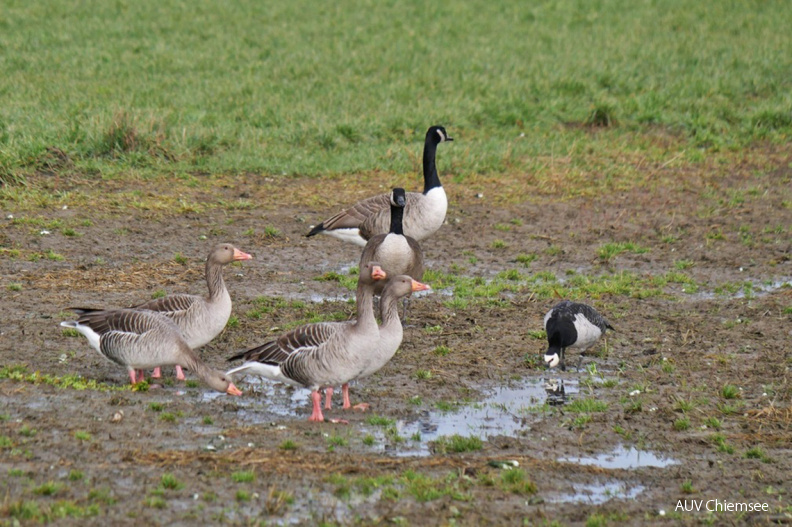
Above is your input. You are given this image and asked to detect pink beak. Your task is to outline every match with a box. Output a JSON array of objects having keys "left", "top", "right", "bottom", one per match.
[
  {"left": 226, "top": 383, "right": 243, "bottom": 396},
  {"left": 233, "top": 249, "right": 253, "bottom": 261},
  {"left": 411, "top": 280, "right": 431, "bottom": 292},
  {"left": 371, "top": 265, "right": 387, "bottom": 281}
]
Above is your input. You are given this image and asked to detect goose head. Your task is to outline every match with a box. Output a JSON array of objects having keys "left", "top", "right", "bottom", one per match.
[
  {"left": 359, "top": 261, "right": 387, "bottom": 285},
  {"left": 390, "top": 188, "right": 407, "bottom": 207},
  {"left": 206, "top": 371, "right": 244, "bottom": 396},
  {"left": 544, "top": 347, "right": 561, "bottom": 368},
  {"left": 384, "top": 275, "right": 431, "bottom": 298},
  {"left": 427, "top": 125, "right": 453, "bottom": 144},
  {"left": 209, "top": 243, "right": 253, "bottom": 265}
]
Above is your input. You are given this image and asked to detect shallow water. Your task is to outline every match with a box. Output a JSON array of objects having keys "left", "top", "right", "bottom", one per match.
[
  {"left": 550, "top": 481, "right": 646, "bottom": 504},
  {"left": 559, "top": 445, "right": 678, "bottom": 470}
]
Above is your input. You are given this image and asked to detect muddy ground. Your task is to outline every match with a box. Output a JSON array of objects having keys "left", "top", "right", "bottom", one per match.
[{"left": 1, "top": 147, "right": 791, "bottom": 525}]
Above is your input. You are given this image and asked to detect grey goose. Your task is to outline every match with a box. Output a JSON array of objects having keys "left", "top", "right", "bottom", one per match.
[
  {"left": 133, "top": 243, "right": 252, "bottom": 380},
  {"left": 225, "top": 262, "right": 387, "bottom": 422},
  {"left": 306, "top": 125, "right": 453, "bottom": 246},
  {"left": 61, "top": 308, "right": 243, "bottom": 395}
]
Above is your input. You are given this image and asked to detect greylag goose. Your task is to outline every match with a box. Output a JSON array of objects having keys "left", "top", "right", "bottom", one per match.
[
  {"left": 359, "top": 188, "right": 424, "bottom": 296},
  {"left": 543, "top": 301, "right": 615, "bottom": 371},
  {"left": 61, "top": 308, "right": 243, "bottom": 395},
  {"left": 225, "top": 262, "right": 386, "bottom": 422},
  {"left": 134, "top": 243, "right": 252, "bottom": 380},
  {"left": 306, "top": 125, "right": 453, "bottom": 246},
  {"left": 353, "top": 275, "right": 431, "bottom": 406}
]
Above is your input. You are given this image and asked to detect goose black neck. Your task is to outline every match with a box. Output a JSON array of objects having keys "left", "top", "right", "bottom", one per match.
[
  {"left": 422, "top": 136, "right": 441, "bottom": 194},
  {"left": 389, "top": 202, "right": 404, "bottom": 235}
]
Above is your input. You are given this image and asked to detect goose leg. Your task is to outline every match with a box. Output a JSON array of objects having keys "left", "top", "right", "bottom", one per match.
[
  {"left": 151, "top": 367, "right": 162, "bottom": 379},
  {"left": 341, "top": 384, "right": 352, "bottom": 409},
  {"left": 324, "top": 387, "right": 334, "bottom": 410},
  {"left": 128, "top": 369, "right": 138, "bottom": 385},
  {"left": 174, "top": 365, "right": 186, "bottom": 381},
  {"left": 560, "top": 348, "right": 567, "bottom": 372},
  {"left": 308, "top": 390, "right": 324, "bottom": 422}
]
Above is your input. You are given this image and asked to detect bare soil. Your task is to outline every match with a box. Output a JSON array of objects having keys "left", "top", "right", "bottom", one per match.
[{"left": 1, "top": 147, "right": 791, "bottom": 526}]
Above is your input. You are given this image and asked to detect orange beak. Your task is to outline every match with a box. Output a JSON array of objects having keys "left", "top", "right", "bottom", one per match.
[
  {"left": 411, "top": 280, "right": 431, "bottom": 292},
  {"left": 226, "top": 383, "right": 243, "bottom": 396},
  {"left": 371, "top": 265, "right": 387, "bottom": 281},
  {"left": 233, "top": 249, "right": 253, "bottom": 261}
]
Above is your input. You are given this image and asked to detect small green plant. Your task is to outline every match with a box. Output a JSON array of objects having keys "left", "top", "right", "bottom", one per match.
[
  {"left": 415, "top": 369, "right": 432, "bottom": 380},
  {"left": 7, "top": 283, "right": 22, "bottom": 291},
  {"left": 202, "top": 416, "right": 213, "bottom": 425},
  {"left": 19, "top": 425, "right": 37, "bottom": 437},
  {"left": 515, "top": 253, "right": 536, "bottom": 266},
  {"left": 68, "top": 469, "right": 84, "bottom": 481},
  {"left": 434, "top": 434, "right": 483, "bottom": 453},
  {"left": 326, "top": 435, "right": 348, "bottom": 447},
  {"left": 231, "top": 471, "right": 255, "bottom": 483},
  {"left": 745, "top": 446, "right": 772, "bottom": 463},
  {"left": 704, "top": 417, "right": 722, "bottom": 430},
  {"left": 34, "top": 481, "right": 64, "bottom": 496},
  {"left": 681, "top": 480, "right": 695, "bottom": 493},
  {"left": 264, "top": 225, "right": 281, "bottom": 237},
  {"left": 8, "top": 468, "right": 25, "bottom": 477},
  {"left": 148, "top": 402, "right": 164, "bottom": 412},
  {"left": 721, "top": 384, "right": 740, "bottom": 399},
  {"left": 226, "top": 315, "right": 239, "bottom": 328},
  {"left": 185, "top": 379, "right": 199, "bottom": 388},
  {"left": 673, "top": 418, "right": 690, "bottom": 431},
  {"left": 567, "top": 398, "right": 608, "bottom": 413},
  {"left": 145, "top": 496, "right": 167, "bottom": 509},
  {"left": 173, "top": 253, "right": 188, "bottom": 265},
  {"left": 61, "top": 327, "right": 79, "bottom": 337},
  {"left": 151, "top": 289, "right": 167, "bottom": 299},
  {"left": 160, "top": 473, "right": 184, "bottom": 490},
  {"left": 74, "top": 431, "right": 91, "bottom": 441},
  {"left": 280, "top": 439, "right": 298, "bottom": 450},
  {"left": 491, "top": 239, "right": 507, "bottom": 249},
  {"left": 499, "top": 468, "right": 537, "bottom": 495},
  {"left": 160, "top": 412, "right": 178, "bottom": 422},
  {"left": 433, "top": 345, "right": 451, "bottom": 356},
  {"left": 362, "top": 435, "right": 376, "bottom": 446},
  {"left": 236, "top": 489, "right": 250, "bottom": 502},
  {"left": 366, "top": 415, "right": 395, "bottom": 426}
]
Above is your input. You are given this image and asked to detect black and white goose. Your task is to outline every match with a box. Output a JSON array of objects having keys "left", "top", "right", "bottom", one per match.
[
  {"left": 61, "top": 308, "right": 243, "bottom": 395},
  {"left": 306, "top": 125, "right": 453, "bottom": 246},
  {"left": 543, "top": 301, "right": 615, "bottom": 371},
  {"left": 359, "top": 188, "right": 424, "bottom": 296}
]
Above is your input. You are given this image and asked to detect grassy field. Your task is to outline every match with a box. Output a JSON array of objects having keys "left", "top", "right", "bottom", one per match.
[{"left": 1, "top": 0, "right": 791, "bottom": 186}]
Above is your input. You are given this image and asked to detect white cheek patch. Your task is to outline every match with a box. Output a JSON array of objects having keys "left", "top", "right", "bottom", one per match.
[
  {"left": 545, "top": 353, "right": 560, "bottom": 368},
  {"left": 437, "top": 129, "right": 446, "bottom": 142}
]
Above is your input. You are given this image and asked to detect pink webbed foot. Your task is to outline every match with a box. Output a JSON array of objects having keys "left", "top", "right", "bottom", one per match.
[
  {"left": 175, "top": 365, "right": 186, "bottom": 381},
  {"left": 341, "top": 383, "right": 352, "bottom": 410},
  {"left": 308, "top": 391, "right": 325, "bottom": 422},
  {"left": 352, "top": 403, "right": 370, "bottom": 412},
  {"left": 324, "top": 387, "right": 334, "bottom": 410},
  {"left": 151, "top": 367, "right": 162, "bottom": 379}
]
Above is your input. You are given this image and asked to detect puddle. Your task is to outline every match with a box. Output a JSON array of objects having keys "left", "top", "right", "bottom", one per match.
[
  {"left": 689, "top": 278, "right": 791, "bottom": 301},
  {"left": 550, "top": 481, "right": 645, "bottom": 504},
  {"left": 559, "top": 445, "right": 677, "bottom": 469},
  {"left": 374, "top": 377, "right": 581, "bottom": 456}
]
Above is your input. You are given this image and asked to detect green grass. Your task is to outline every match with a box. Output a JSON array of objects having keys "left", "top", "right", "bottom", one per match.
[
  {"left": 433, "top": 434, "right": 483, "bottom": 453},
  {"left": 73, "top": 431, "right": 92, "bottom": 441},
  {"left": 280, "top": 439, "right": 298, "bottom": 451},
  {"left": 1, "top": 0, "right": 790, "bottom": 188},
  {"left": 566, "top": 398, "right": 609, "bottom": 413},
  {"left": 231, "top": 471, "right": 255, "bottom": 483},
  {"left": 159, "top": 473, "right": 184, "bottom": 491},
  {"left": 597, "top": 242, "right": 649, "bottom": 262}
]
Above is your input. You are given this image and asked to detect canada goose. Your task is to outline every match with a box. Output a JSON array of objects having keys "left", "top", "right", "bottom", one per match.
[
  {"left": 543, "top": 301, "right": 615, "bottom": 371},
  {"left": 359, "top": 188, "right": 424, "bottom": 296},
  {"left": 61, "top": 308, "right": 243, "bottom": 395},
  {"left": 306, "top": 125, "right": 453, "bottom": 246},
  {"left": 226, "top": 262, "right": 387, "bottom": 422},
  {"left": 134, "top": 243, "right": 252, "bottom": 380}
]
